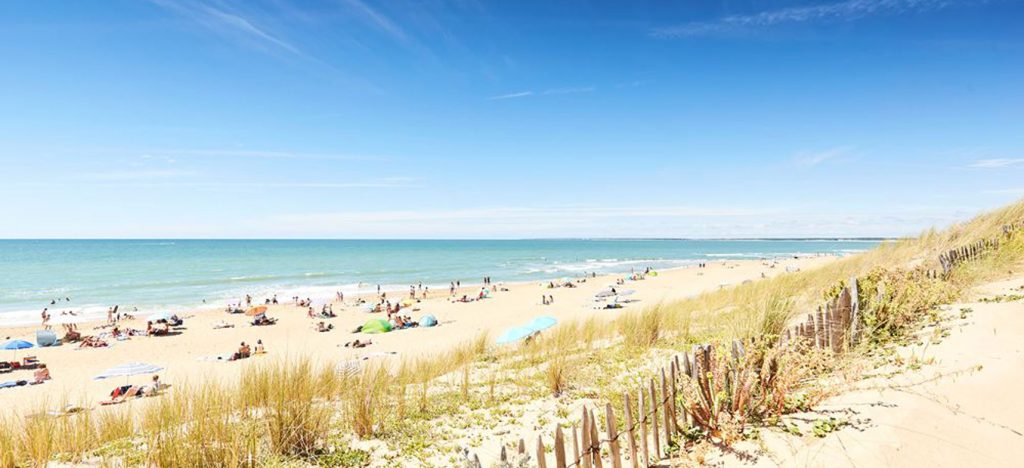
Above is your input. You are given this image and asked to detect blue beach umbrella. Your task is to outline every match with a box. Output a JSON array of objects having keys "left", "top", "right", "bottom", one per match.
[
  {"left": 496, "top": 326, "right": 536, "bottom": 345},
  {"left": 526, "top": 316, "right": 558, "bottom": 332},
  {"left": 1, "top": 340, "right": 33, "bottom": 350},
  {"left": 2, "top": 339, "right": 34, "bottom": 360},
  {"left": 420, "top": 315, "right": 438, "bottom": 327}
]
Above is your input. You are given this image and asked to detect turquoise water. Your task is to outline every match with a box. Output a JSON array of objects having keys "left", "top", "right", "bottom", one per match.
[{"left": 0, "top": 239, "right": 878, "bottom": 325}]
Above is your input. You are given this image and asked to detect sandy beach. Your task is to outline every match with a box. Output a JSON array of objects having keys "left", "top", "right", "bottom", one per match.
[
  {"left": 0, "top": 256, "right": 834, "bottom": 414},
  {"left": 710, "top": 273, "right": 1024, "bottom": 467}
]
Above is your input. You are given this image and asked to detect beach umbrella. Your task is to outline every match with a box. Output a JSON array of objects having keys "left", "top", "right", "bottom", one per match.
[
  {"left": 361, "top": 303, "right": 376, "bottom": 313},
  {"left": 361, "top": 318, "right": 392, "bottom": 334},
  {"left": 147, "top": 311, "right": 174, "bottom": 322},
  {"left": 496, "top": 326, "right": 535, "bottom": 345},
  {"left": 615, "top": 289, "right": 636, "bottom": 296},
  {"left": 401, "top": 298, "right": 416, "bottom": 307},
  {"left": 594, "top": 290, "right": 616, "bottom": 298},
  {"left": 94, "top": 362, "right": 164, "bottom": 380},
  {"left": 2, "top": 339, "right": 33, "bottom": 350},
  {"left": 245, "top": 306, "right": 268, "bottom": 316},
  {"left": 2, "top": 339, "right": 33, "bottom": 360},
  {"left": 94, "top": 362, "right": 164, "bottom": 387},
  {"left": 526, "top": 316, "right": 557, "bottom": 332},
  {"left": 420, "top": 315, "right": 438, "bottom": 327}
]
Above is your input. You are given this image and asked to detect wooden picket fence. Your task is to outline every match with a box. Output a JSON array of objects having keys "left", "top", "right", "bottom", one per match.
[
  {"left": 467, "top": 222, "right": 1024, "bottom": 468},
  {"left": 938, "top": 222, "right": 1023, "bottom": 277},
  {"left": 778, "top": 277, "right": 861, "bottom": 353},
  {"left": 485, "top": 350, "right": 699, "bottom": 468}
]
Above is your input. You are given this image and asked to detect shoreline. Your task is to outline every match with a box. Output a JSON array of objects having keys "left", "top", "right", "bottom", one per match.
[
  {"left": 0, "top": 252, "right": 850, "bottom": 328},
  {"left": 0, "top": 255, "right": 837, "bottom": 413}
]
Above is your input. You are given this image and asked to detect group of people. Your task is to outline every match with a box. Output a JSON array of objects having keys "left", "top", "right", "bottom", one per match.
[
  {"left": 541, "top": 294, "right": 555, "bottom": 305},
  {"left": 105, "top": 375, "right": 164, "bottom": 404},
  {"left": 229, "top": 340, "right": 266, "bottom": 361},
  {"left": 308, "top": 304, "right": 336, "bottom": 319}
]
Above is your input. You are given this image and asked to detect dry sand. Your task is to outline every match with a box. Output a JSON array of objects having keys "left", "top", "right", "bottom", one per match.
[
  {"left": 715, "top": 274, "right": 1024, "bottom": 467},
  {"left": 0, "top": 256, "right": 833, "bottom": 414}
]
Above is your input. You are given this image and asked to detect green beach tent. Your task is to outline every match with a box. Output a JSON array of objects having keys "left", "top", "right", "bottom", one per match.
[{"left": 361, "top": 318, "right": 392, "bottom": 334}]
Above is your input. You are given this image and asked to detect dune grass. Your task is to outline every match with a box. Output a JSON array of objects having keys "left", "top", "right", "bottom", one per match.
[{"left": 2, "top": 199, "right": 1022, "bottom": 467}]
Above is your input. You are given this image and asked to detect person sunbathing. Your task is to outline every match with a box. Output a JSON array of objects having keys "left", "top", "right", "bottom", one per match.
[
  {"left": 254, "top": 339, "right": 266, "bottom": 354},
  {"left": 344, "top": 339, "right": 372, "bottom": 348},
  {"left": 102, "top": 385, "right": 142, "bottom": 404},
  {"left": 252, "top": 315, "right": 276, "bottom": 326},
  {"left": 315, "top": 321, "right": 334, "bottom": 332},
  {"left": 32, "top": 365, "right": 50, "bottom": 384},
  {"left": 79, "top": 336, "right": 108, "bottom": 348},
  {"left": 140, "top": 375, "right": 164, "bottom": 396},
  {"left": 62, "top": 324, "right": 82, "bottom": 342}
]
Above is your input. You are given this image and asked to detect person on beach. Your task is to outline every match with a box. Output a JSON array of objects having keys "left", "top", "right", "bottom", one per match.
[
  {"left": 32, "top": 364, "right": 51, "bottom": 384},
  {"left": 142, "top": 375, "right": 163, "bottom": 395},
  {"left": 232, "top": 342, "right": 251, "bottom": 360},
  {"left": 254, "top": 339, "right": 265, "bottom": 354}
]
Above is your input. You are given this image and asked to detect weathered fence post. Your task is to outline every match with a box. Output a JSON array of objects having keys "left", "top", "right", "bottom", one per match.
[
  {"left": 537, "top": 436, "right": 548, "bottom": 468},
  {"left": 554, "top": 426, "right": 567, "bottom": 468},
  {"left": 572, "top": 424, "right": 580, "bottom": 468},
  {"left": 649, "top": 380, "right": 660, "bottom": 461},
  {"left": 623, "top": 392, "right": 639, "bottom": 468},
  {"left": 590, "top": 408, "right": 603, "bottom": 468},
  {"left": 606, "top": 403, "right": 622, "bottom": 468},
  {"left": 638, "top": 388, "right": 649, "bottom": 467},
  {"left": 581, "top": 408, "right": 592, "bottom": 468},
  {"left": 661, "top": 368, "right": 672, "bottom": 445},
  {"left": 670, "top": 357, "right": 681, "bottom": 431}
]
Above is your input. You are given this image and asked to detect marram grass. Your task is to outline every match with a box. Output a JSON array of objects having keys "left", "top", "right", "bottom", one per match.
[{"left": 3, "top": 198, "right": 1022, "bottom": 466}]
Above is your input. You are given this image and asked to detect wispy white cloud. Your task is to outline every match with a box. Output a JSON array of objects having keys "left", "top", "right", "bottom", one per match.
[
  {"left": 152, "top": 0, "right": 304, "bottom": 57},
  {"left": 259, "top": 204, "right": 969, "bottom": 239},
  {"left": 969, "top": 158, "right": 1024, "bottom": 168},
  {"left": 488, "top": 91, "right": 534, "bottom": 100},
  {"left": 488, "top": 86, "right": 595, "bottom": 100},
  {"left": 144, "top": 149, "right": 381, "bottom": 161},
  {"left": 340, "top": 0, "right": 411, "bottom": 44},
  {"left": 795, "top": 146, "right": 854, "bottom": 167},
  {"left": 70, "top": 169, "right": 198, "bottom": 182},
  {"left": 542, "top": 86, "right": 596, "bottom": 95},
  {"left": 653, "top": 0, "right": 973, "bottom": 38},
  {"left": 35, "top": 176, "right": 415, "bottom": 189}
]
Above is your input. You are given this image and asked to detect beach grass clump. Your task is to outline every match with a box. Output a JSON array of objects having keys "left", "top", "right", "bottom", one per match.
[
  {"left": 616, "top": 305, "right": 664, "bottom": 349},
  {"left": 544, "top": 356, "right": 571, "bottom": 397},
  {"left": 343, "top": 362, "right": 393, "bottom": 438},
  {"left": 259, "top": 360, "right": 337, "bottom": 458}
]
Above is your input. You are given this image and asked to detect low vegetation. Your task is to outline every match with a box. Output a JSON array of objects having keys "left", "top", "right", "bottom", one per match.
[{"left": 2, "top": 200, "right": 1022, "bottom": 466}]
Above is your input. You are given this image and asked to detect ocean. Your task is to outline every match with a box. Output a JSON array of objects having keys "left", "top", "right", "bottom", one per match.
[{"left": 0, "top": 239, "right": 879, "bottom": 326}]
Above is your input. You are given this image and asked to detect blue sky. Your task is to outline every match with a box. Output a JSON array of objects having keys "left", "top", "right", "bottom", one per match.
[{"left": 0, "top": 0, "right": 1022, "bottom": 238}]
